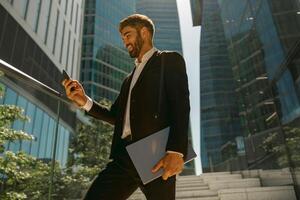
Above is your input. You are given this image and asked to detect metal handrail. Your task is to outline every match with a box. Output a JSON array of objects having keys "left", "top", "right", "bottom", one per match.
[{"left": 0, "top": 59, "right": 70, "bottom": 105}]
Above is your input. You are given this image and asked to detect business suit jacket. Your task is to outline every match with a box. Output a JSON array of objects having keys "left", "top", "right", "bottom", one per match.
[{"left": 86, "top": 50, "right": 190, "bottom": 159}]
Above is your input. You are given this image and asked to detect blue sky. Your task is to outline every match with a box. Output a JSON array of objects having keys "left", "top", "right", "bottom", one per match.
[{"left": 177, "top": 0, "right": 202, "bottom": 174}]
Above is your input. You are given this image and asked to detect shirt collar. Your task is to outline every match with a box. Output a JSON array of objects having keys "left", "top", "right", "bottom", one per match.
[{"left": 134, "top": 47, "right": 157, "bottom": 67}]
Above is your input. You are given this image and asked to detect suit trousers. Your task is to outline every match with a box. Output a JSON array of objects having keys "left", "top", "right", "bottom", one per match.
[{"left": 82, "top": 140, "right": 176, "bottom": 200}]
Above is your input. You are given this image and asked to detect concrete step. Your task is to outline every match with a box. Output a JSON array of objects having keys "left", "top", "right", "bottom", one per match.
[
  {"left": 177, "top": 179, "right": 206, "bottom": 184},
  {"left": 177, "top": 177, "right": 204, "bottom": 182},
  {"left": 128, "top": 196, "right": 145, "bottom": 200},
  {"left": 130, "top": 172, "right": 297, "bottom": 200},
  {"left": 200, "top": 172, "right": 231, "bottom": 177},
  {"left": 177, "top": 182, "right": 208, "bottom": 188},
  {"left": 129, "top": 189, "right": 217, "bottom": 200},
  {"left": 176, "top": 197, "right": 219, "bottom": 200},
  {"left": 203, "top": 174, "right": 242, "bottom": 183},
  {"left": 232, "top": 169, "right": 260, "bottom": 178},
  {"left": 233, "top": 168, "right": 294, "bottom": 186},
  {"left": 128, "top": 194, "right": 145, "bottom": 200},
  {"left": 130, "top": 195, "right": 220, "bottom": 200},
  {"left": 178, "top": 175, "right": 204, "bottom": 180},
  {"left": 177, "top": 180, "right": 205, "bottom": 185},
  {"left": 180, "top": 180, "right": 204, "bottom": 186},
  {"left": 208, "top": 178, "right": 260, "bottom": 190},
  {"left": 176, "top": 190, "right": 218, "bottom": 198},
  {"left": 218, "top": 186, "right": 297, "bottom": 200},
  {"left": 259, "top": 169, "right": 293, "bottom": 186},
  {"left": 177, "top": 185, "right": 210, "bottom": 191}
]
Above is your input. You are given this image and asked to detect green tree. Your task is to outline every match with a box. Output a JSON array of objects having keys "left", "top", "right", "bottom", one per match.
[
  {"left": 0, "top": 82, "right": 50, "bottom": 199},
  {"left": 262, "top": 126, "right": 300, "bottom": 167},
  {"left": 0, "top": 79, "right": 114, "bottom": 199},
  {"left": 63, "top": 99, "right": 114, "bottom": 199},
  {"left": 68, "top": 101, "right": 113, "bottom": 168}
]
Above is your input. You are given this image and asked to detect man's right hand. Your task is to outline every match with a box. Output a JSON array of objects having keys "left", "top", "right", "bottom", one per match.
[{"left": 61, "top": 79, "right": 87, "bottom": 107}]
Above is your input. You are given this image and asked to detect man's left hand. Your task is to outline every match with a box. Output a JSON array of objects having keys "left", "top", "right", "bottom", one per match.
[{"left": 151, "top": 152, "right": 184, "bottom": 180}]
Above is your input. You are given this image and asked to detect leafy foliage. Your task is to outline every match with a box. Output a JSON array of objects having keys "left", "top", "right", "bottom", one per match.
[
  {"left": 0, "top": 99, "right": 46, "bottom": 199},
  {"left": 64, "top": 99, "right": 114, "bottom": 198},
  {"left": 262, "top": 126, "right": 300, "bottom": 167},
  {"left": 0, "top": 80, "right": 114, "bottom": 200}
]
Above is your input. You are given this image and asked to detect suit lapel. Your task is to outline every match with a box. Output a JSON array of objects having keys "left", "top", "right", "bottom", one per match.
[{"left": 132, "top": 50, "right": 160, "bottom": 91}]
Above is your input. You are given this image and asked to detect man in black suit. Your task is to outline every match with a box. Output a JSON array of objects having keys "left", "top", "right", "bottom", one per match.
[{"left": 62, "top": 14, "right": 190, "bottom": 200}]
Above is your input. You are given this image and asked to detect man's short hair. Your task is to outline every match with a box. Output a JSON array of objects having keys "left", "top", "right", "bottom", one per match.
[{"left": 119, "top": 14, "right": 155, "bottom": 38}]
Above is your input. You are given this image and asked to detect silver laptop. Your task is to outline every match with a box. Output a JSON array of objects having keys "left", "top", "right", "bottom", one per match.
[{"left": 126, "top": 127, "right": 197, "bottom": 184}]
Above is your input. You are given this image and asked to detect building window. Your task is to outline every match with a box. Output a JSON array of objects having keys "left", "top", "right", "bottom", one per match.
[
  {"left": 71, "top": 38, "right": 76, "bottom": 76},
  {"left": 11, "top": 95, "right": 27, "bottom": 152},
  {"left": 65, "top": 0, "right": 69, "bottom": 15},
  {"left": 0, "top": 85, "right": 6, "bottom": 105},
  {"left": 60, "top": 20, "right": 66, "bottom": 63},
  {"left": 62, "top": 129, "right": 70, "bottom": 167},
  {"left": 45, "top": 117, "right": 55, "bottom": 158},
  {"left": 31, "top": 107, "right": 43, "bottom": 156},
  {"left": 3, "top": 87, "right": 17, "bottom": 104},
  {"left": 39, "top": 113, "right": 49, "bottom": 158},
  {"left": 70, "top": 0, "right": 74, "bottom": 25},
  {"left": 75, "top": 3, "right": 79, "bottom": 34},
  {"left": 20, "top": 0, "right": 30, "bottom": 19},
  {"left": 33, "top": 0, "right": 42, "bottom": 33},
  {"left": 44, "top": 0, "right": 53, "bottom": 44},
  {"left": 66, "top": 30, "right": 71, "bottom": 71},
  {"left": 52, "top": 9, "right": 60, "bottom": 54},
  {"left": 22, "top": 102, "right": 36, "bottom": 154}
]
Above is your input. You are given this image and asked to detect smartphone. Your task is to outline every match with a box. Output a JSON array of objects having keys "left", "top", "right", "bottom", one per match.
[
  {"left": 62, "top": 69, "right": 71, "bottom": 80},
  {"left": 62, "top": 70, "right": 75, "bottom": 91}
]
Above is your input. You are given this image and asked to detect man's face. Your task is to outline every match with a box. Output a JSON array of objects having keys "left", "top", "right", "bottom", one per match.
[{"left": 121, "top": 26, "right": 144, "bottom": 58}]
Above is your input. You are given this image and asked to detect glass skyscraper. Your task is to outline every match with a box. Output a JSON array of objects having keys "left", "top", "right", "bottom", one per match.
[
  {"left": 217, "top": 0, "right": 300, "bottom": 167},
  {"left": 200, "top": 0, "right": 300, "bottom": 192},
  {"left": 200, "top": 0, "right": 241, "bottom": 172},
  {"left": 80, "top": 0, "right": 135, "bottom": 102},
  {"left": 136, "top": 0, "right": 182, "bottom": 53}
]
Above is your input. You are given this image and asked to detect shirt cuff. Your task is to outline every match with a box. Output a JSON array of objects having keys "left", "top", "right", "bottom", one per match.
[
  {"left": 166, "top": 150, "right": 184, "bottom": 158},
  {"left": 81, "top": 95, "right": 93, "bottom": 111}
]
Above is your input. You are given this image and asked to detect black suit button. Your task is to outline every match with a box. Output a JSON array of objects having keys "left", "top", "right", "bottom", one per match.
[{"left": 154, "top": 114, "right": 158, "bottom": 119}]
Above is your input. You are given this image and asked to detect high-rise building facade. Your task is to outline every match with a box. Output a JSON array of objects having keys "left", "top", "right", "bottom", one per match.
[
  {"left": 219, "top": 0, "right": 300, "bottom": 167},
  {"left": 0, "top": 0, "right": 84, "bottom": 167},
  {"left": 80, "top": 0, "right": 135, "bottom": 102},
  {"left": 200, "top": 0, "right": 300, "bottom": 191},
  {"left": 136, "top": 0, "right": 182, "bottom": 53},
  {"left": 199, "top": 0, "right": 241, "bottom": 172}
]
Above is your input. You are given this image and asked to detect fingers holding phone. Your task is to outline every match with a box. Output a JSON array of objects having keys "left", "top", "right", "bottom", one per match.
[
  {"left": 61, "top": 71, "right": 87, "bottom": 107},
  {"left": 63, "top": 79, "right": 87, "bottom": 107}
]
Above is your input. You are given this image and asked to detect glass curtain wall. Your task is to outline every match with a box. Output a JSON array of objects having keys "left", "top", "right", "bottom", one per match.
[
  {"left": 201, "top": 0, "right": 300, "bottom": 194},
  {"left": 0, "top": 61, "right": 72, "bottom": 199},
  {"left": 81, "top": 0, "right": 135, "bottom": 101},
  {"left": 200, "top": 0, "right": 242, "bottom": 172},
  {"left": 136, "top": 0, "right": 183, "bottom": 53}
]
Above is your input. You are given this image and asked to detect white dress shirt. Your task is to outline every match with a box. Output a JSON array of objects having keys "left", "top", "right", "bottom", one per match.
[
  {"left": 83, "top": 47, "right": 157, "bottom": 137},
  {"left": 82, "top": 47, "right": 183, "bottom": 157},
  {"left": 122, "top": 47, "right": 157, "bottom": 139}
]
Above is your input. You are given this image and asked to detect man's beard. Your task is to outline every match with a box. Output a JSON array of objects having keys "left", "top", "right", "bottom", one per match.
[{"left": 128, "top": 34, "right": 143, "bottom": 58}]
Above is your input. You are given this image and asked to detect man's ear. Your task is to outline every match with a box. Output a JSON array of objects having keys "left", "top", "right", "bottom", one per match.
[{"left": 140, "top": 27, "right": 148, "bottom": 39}]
